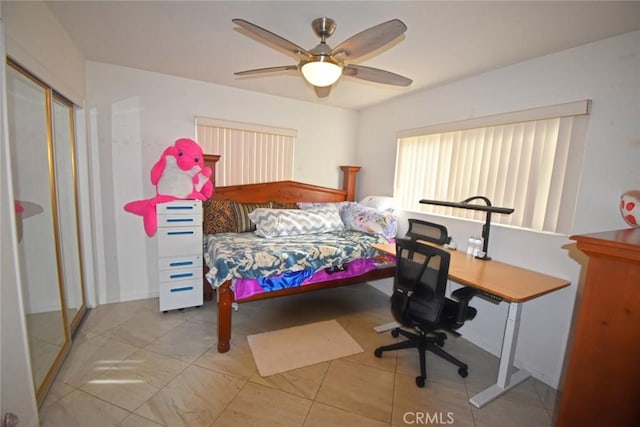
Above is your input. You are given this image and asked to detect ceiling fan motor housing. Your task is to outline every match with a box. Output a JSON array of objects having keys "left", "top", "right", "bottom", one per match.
[{"left": 311, "top": 18, "right": 336, "bottom": 41}]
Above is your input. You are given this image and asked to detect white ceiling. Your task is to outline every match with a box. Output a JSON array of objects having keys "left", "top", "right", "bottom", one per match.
[{"left": 46, "top": 1, "right": 640, "bottom": 110}]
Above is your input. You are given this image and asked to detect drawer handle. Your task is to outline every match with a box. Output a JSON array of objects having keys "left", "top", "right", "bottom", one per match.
[
  {"left": 170, "top": 286, "right": 194, "bottom": 293},
  {"left": 167, "top": 218, "right": 194, "bottom": 223},
  {"left": 167, "top": 231, "right": 194, "bottom": 235},
  {"left": 170, "top": 273, "right": 193, "bottom": 279},
  {"left": 167, "top": 206, "right": 194, "bottom": 210},
  {"left": 169, "top": 261, "right": 194, "bottom": 267}
]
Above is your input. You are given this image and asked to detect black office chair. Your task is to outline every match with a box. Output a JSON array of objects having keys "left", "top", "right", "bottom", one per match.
[
  {"left": 374, "top": 236, "right": 478, "bottom": 387},
  {"left": 406, "top": 218, "right": 451, "bottom": 246}
]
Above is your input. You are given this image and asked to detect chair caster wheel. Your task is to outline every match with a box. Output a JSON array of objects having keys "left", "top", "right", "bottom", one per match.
[
  {"left": 458, "top": 368, "right": 468, "bottom": 378},
  {"left": 391, "top": 328, "right": 400, "bottom": 338},
  {"left": 374, "top": 348, "right": 383, "bottom": 358},
  {"left": 436, "top": 339, "right": 445, "bottom": 347},
  {"left": 415, "top": 376, "right": 425, "bottom": 387}
]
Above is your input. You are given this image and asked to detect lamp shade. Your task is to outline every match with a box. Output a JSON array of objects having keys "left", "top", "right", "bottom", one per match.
[{"left": 301, "top": 59, "right": 342, "bottom": 87}]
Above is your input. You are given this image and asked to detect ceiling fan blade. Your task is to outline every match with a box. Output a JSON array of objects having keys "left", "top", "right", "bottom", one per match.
[
  {"left": 344, "top": 64, "right": 412, "bottom": 87},
  {"left": 314, "top": 85, "right": 332, "bottom": 98},
  {"left": 330, "top": 19, "right": 407, "bottom": 61},
  {"left": 233, "top": 19, "right": 311, "bottom": 59},
  {"left": 235, "top": 65, "right": 298, "bottom": 76}
]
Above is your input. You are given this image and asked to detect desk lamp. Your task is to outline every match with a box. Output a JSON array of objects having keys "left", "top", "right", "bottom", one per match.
[{"left": 419, "top": 196, "right": 514, "bottom": 260}]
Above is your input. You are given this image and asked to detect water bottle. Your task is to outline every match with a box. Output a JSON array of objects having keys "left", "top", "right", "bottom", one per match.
[
  {"left": 467, "top": 236, "right": 475, "bottom": 255},
  {"left": 473, "top": 237, "right": 483, "bottom": 257}
]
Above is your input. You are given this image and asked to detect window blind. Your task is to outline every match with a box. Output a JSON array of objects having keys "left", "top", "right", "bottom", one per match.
[
  {"left": 394, "top": 101, "right": 590, "bottom": 234},
  {"left": 196, "top": 117, "right": 296, "bottom": 186}
]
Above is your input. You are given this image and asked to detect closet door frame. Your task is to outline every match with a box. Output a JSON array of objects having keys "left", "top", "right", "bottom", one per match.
[
  {"left": 7, "top": 58, "right": 86, "bottom": 405},
  {"left": 51, "top": 92, "right": 87, "bottom": 334}
]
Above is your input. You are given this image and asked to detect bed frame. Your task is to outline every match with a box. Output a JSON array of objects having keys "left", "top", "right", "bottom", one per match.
[{"left": 203, "top": 154, "right": 395, "bottom": 353}]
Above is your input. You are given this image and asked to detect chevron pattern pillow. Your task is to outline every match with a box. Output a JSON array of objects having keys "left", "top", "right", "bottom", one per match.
[{"left": 249, "top": 205, "right": 345, "bottom": 238}]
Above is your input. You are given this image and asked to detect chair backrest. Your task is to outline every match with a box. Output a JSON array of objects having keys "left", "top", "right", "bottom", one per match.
[
  {"left": 392, "top": 238, "right": 451, "bottom": 325},
  {"left": 406, "top": 219, "right": 450, "bottom": 245}
]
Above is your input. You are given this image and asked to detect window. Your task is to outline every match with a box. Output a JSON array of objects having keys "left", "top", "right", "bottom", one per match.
[
  {"left": 196, "top": 117, "right": 296, "bottom": 186},
  {"left": 394, "top": 100, "right": 590, "bottom": 234}
]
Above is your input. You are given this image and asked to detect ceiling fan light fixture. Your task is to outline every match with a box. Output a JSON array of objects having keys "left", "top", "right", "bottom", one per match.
[
  {"left": 301, "top": 57, "right": 342, "bottom": 87},
  {"left": 233, "top": 18, "right": 411, "bottom": 96}
]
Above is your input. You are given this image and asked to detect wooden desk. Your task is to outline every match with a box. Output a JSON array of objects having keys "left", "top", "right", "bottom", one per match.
[{"left": 372, "top": 242, "right": 570, "bottom": 408}]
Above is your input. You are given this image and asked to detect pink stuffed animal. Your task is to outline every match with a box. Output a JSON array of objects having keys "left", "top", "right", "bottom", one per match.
[{"left": 124, "top": 138, "right": 213, "bottom": 236}]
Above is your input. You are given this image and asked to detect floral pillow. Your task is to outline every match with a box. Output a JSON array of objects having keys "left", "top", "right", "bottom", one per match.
[
  {"left": 340, "top": 203, "right": 398, "bottom": 240},
  {"left": 249, "top": 205, "right": 345, "bottom": 238}
]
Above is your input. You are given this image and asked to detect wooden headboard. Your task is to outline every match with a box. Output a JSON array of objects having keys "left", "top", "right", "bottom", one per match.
[{"left": 203, "top": 154, "right": 360, "bottom": 203}]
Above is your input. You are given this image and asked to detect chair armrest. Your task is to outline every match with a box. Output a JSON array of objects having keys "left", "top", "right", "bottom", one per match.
[
  {"left": 451, "top": 286, "right": 477, "bottom": 301},
  {"left": 451, "top": 286, "right": 478, "bottom": 323}
]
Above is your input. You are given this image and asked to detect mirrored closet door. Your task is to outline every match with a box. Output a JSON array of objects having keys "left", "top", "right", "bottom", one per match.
[
  {"left": 51, "top": 94, "right": 87, "bottom": 333},
  {"left": 6, "top": 59, "right": 87, "bottom": 405}
]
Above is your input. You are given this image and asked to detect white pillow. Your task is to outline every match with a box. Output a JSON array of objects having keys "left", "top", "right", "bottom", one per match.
[
  {"left": 359, "top": 196, "right": 396, "bottom": 212},
  {"left": 249, "top": 205, "right": 345, "bottom": 238}
]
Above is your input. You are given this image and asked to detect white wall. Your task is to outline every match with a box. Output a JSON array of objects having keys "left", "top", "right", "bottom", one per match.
[
  {"left": 0, "top": 14, "right": 39, "bottom": 427},
  {"left": 3, "top": 1, "right": 85, "bottom": 105},
  {"left": 355, "top": 31, "right": 640, "bottom": 388},
  {"left": 86, "top": 61, "right": 359, "bottom": 304}
]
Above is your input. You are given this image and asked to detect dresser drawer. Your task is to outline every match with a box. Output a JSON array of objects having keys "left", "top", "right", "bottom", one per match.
[
  {"left": 157, "top": 200, "right": 202, "bottom": 215},
  {"left": 158, "top": 214, "right": 201, "bottom": 227},
  {"left": 159, "top": 267, "right": 202, "bottom": 282},
  {"left": 157, "top": 226, "right": 202, "bottom": 257},
  {"left": 159, "top": 279, "right": 203, "bottom": 312},
  {"left": 158, "top": 255, "right": 202, "bottom": 271}
]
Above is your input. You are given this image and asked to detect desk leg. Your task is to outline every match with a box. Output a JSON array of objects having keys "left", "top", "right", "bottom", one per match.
[{"left": 469, "top": 302, "right": 531, "bottom": 408}]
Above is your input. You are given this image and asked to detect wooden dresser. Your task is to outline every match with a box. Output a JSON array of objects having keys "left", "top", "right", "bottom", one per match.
[{"left": 556, "top": 228, "right": 640, "bottom": 426}]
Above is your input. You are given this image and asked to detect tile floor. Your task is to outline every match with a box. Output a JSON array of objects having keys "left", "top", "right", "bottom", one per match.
[{"left": 40, "top": 284, "right": 557, "bottom": 426}]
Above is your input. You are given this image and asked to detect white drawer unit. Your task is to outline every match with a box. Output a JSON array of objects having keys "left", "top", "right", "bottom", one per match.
[
  {"left": 157, "top": 226, "right": 202, "bottom": 257},
  {"left": 157, "top": 200, "right": 203, "bottom": 312}
]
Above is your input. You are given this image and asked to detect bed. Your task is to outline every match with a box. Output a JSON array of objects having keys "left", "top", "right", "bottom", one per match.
[{"left": 202, "top": 155, "right": 396, "bottom": 353}]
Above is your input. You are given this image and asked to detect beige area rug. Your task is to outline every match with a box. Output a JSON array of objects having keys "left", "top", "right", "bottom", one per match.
[{"left": 247, "top": 320, "right": 364, "bottom": 377}]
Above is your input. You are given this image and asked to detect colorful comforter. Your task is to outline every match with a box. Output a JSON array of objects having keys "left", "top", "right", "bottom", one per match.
[{"left": 204, "top": 230, "right": 390, "bottom": 290}]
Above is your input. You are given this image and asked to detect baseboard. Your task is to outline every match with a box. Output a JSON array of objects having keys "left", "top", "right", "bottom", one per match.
[{"left": 103, "top": 290, "right": 158, "bottom": 305}]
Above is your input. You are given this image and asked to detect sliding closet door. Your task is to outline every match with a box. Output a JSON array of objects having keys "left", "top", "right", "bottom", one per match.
[
  {"left": 6, "top": 61, "right": 71, "bottom": 402},
  {"left": 51, "top": 95, "right": 87, "bottom": 332}
]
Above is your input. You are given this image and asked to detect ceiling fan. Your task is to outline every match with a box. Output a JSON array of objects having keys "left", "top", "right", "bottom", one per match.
[{"left": 233, "top": 17, "right": 412, "bottom": 98}]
